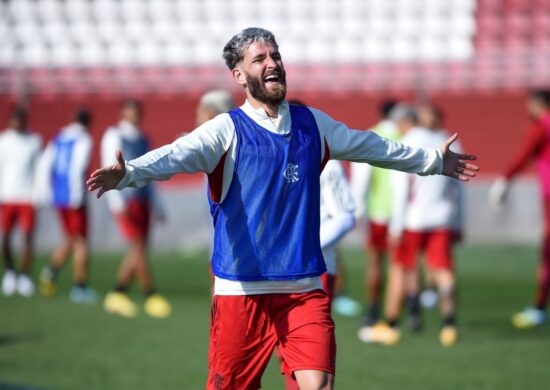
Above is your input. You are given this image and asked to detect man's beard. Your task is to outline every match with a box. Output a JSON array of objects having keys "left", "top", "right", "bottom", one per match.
[{"left": 245, "top": 71, "right": 287, "bottom": 106}]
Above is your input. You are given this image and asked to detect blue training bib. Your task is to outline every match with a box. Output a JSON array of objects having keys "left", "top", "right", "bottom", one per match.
[{"left": 209, "top": 105, "right": 326, "bottom": 281}]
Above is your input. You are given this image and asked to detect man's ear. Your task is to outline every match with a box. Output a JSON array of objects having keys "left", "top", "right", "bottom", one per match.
[{"left": 232, "top": 67, "right": 247, "bottom": 88}]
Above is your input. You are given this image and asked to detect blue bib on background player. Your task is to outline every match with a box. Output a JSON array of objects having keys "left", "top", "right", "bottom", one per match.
[
  {"left": 209, "top": 105, "right": 326, "bottom": 281},
  {"left": 52, "top": 136, "right": 77, "bottom": 207},
  {"left": 120, "top": 135, "right": 151, "bottom": 201}
]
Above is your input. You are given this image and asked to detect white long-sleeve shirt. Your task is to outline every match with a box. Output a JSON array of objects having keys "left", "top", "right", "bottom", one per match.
[
  {"left": 115, "top": 100, "right": 443, "bottom": 295},
  {"left": 320, "top": 160, "right": 356, "bottom": 275},
  {"left": 35, "top": 123, "right": 92, "bottom": 208},
  {"left": 0, "top": 128, "right": 42, "bottom": 204},
  {"left": 389, "top": 127, "right": 463, "bottom": 237}
]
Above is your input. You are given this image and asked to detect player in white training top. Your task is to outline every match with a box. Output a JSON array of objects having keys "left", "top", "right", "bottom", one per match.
[{"left": 0, "top": 107, "right": 42, "bottom": 297}]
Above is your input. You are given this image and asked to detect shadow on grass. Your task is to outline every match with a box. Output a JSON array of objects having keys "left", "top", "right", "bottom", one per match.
[
  {"left": 0, "top": 333, "right": 43, "bottom": 347},
  {"left": 0, "top": 382, "right": 51, "bottom": 390}
]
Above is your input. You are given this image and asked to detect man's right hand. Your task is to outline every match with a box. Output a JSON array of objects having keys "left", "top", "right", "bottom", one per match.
[{"left": 87, "top": 150, "right": 126, "bottom": 198}]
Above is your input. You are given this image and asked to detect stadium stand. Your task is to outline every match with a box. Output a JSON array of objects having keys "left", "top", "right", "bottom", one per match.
[{"left": 0, "top": 0, "right": 481, "bottom": 94}]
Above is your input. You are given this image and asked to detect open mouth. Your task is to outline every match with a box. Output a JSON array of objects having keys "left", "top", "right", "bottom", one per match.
[{"left": 263, "top": 73, "right": 281, "bottom": 86}]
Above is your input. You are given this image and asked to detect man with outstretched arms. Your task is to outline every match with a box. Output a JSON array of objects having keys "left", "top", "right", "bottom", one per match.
[
  {"left": 88, "top": 28, "right": 478, "bottom": 390},
  {"left": 36, "top": 109, "right": 97, "bottom": 303},
  {"left": 0, "top": 108, "right": 42, "bottom": 297}
]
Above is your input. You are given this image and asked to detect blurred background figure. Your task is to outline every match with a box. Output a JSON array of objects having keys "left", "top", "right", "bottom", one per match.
[
  {"left": 0, "top": 107, "right": 42, "bottom": 297},
  {"left": 36, "top": 108, "right": 97, "bottom": 304},
  {"left": 352, "top": 100, "right": 401, "bottom": 333},
  {"left": 319, "top": 160, "right": 356, "bottom": 305},
  {"left": 101, "top": 99, "right": 169, "bottom": 319},
  {"left": 359, "top": 105, "right": 463, "bottom": 347},
  {"left": 195, "top": 89, "right": 235, "bottom": 127},
  {"left": 489, "top": 90, "right": 550, "bottom": 329}
]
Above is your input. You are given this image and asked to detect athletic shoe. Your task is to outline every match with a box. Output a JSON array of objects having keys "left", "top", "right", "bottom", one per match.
[
  {"left": 144, "top": 293, "right": 172, "bottom": 319},
  {"left": 69, "top": 286, "right": 98, "bottom": 304},
  {"left": 511, "top": 307, "right": 547, "bottom": 329},
  {"left": 1, "top": 270, "right": 17, "bottom": 296},
  {"left": 332, "top": 295, "right": 361, "bottom": 317},
  {"left": 419, "top": 288, "right": 438, "bottom": 309},
  {"left": 16, "top": 274, "right": 35, "bottom": 297},
  {"left": 104, "top": 292, "right": 138, "bottom": 318},
  {"left": 39, "top": 267, "right": 57, "bottom": 298},
  {"left": 358, "top": 322, "right": 401, "bottom": 346},
  {"left": 440, "top": 325, "right": 459, "bottom": 347}
]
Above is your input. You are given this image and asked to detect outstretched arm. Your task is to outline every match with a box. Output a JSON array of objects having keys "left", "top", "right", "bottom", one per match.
[
  {"left": 87, "top": 149, "right": 126, "bottom": 198},
  {"left": 440, "top": 133, "right": 479, "bottom": 181},
  {"left": 310, "top": 108, "right": 478, "bottom": 180},
  {"left": 88, "top": 114, "right": 234, "bottom": 198}
]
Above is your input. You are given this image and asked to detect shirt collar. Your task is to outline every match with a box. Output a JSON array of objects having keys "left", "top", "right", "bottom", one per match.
[{"left": 240, "top": 100, "right": 291, "bottom": 134}]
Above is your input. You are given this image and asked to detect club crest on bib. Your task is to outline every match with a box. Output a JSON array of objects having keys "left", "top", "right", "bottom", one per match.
[{"left": 283, "top": 163, "right": 300, "bottom": 183}]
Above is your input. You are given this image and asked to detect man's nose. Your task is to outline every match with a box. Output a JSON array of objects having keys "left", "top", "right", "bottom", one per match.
[{"left": 265, "top": 55, "right": 277, "bottom": 68}]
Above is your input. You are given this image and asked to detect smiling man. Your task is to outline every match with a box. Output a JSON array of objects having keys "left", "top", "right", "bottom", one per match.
[{"left": 87, "top": 28, "right": 478, "bottom": 390}]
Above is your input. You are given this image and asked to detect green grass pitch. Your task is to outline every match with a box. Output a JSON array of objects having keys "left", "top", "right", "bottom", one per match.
[{"left": 1, "top": 245, "right": 549, "bottom": 389}]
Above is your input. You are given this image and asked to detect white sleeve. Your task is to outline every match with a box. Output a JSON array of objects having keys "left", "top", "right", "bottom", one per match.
[
  {"left": 101, "top": 128, "right": 126, "bottom": 213},
  {"left": 33, "top": 141, "right": 54, "bottom": 206},
  {"left": 388, "top": 170, "right": 410, "bottom": 238},
  {"left": 310, "top": 108, "right": 442, "bottom": 175},
  {"left": 69, "top": 135, "right": 92, "bottom": 207},
  {"left": 350, "top": 162, "right": 373, "bottom": 219},
  {"left": 319, "top": 162, "right": 356, "bottom": 248},
  {"left": 116, "top": 114, "right": 234, "bottom": 189}
]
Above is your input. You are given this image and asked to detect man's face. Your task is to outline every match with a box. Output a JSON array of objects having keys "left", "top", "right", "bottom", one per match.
[
  {"left": 196, "top": 105, "right": 218, "bottom": 127},
  {"left": 8, "top": 116, "right": 25, "bottom": 130},
  {"left": 121, "top": 105, "right": 141, "bottom": 125},
  {"left": 527, "top": 97, "right": 545, "bottom": 119},
  {"left": 237, "top": 41, "right": 286, "bottom": 105},
  {"left": 396, "top": 118, "right": 413, "bottom": 134},
  {"left": 418, "top": 106, "right": 438, "bottom": 129}
]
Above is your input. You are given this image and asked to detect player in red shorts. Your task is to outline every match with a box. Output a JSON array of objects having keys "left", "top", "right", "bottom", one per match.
[
  {"left": 489, "top": 90, "right": 550, "bottom": 328},
  {"left": 362, "top": 105, "right": 463, "bottom": 347},
  {"left": 0, "top": 107, "right": 42, "bottom": 297},
  {"left": 88, "top": 28, "right": 477, "bottom": 389},
  {"left": 36, "top": 109, "right": 98, "bottom": 303},
  {"left": 351, "top": 100, "right": 403, "bottom": 331},
  {"left": 101, "top": 99, "right": 170, "bottom": 319}
]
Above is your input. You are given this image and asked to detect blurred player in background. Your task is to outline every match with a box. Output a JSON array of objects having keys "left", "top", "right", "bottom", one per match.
[
  {"left": 101, "top": 99, "right": 170, "bottom": 319},
  {"left": 361, "top": 105, "right": 463, "bottom": 347},
  {"left": 489, "top": 90, "right": 550, "bottom": 328},
  {"left": 351, "top": 99, "right": 400, "bottom": 330},
  {"left": 196, "top": 89, "right": 235, "bottom": 127},
  {"left": 36, "top": 109, "right": 97, "bottom": 303},
  {"left": 0, "top": 107, "right": 42, "bottom": 297},
  {"left": 88, "top": 28, "right": 477, "bottom": 389}
]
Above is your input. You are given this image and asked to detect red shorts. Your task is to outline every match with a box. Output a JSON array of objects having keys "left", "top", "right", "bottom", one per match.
[
  {"left": 207, "top": 290, "right": 336, "bottom": 390},
  {"left": 58, "top": 206, "right": 87, "bottom": 238},
  {"left": 116, "top": 199, "right": 150, "bottom": 241},
  {"left": 393, "top": 229, "right": 454, "bottom": 270},
  {"left": 368, "top": 221, "right": 388, "bottom": 251},
  {"left": 321, "top": 273, "right": 336, "bottom": 304},
  {"left": 1, "top": 203, "right": 36, "bottom": 234}
]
